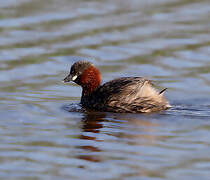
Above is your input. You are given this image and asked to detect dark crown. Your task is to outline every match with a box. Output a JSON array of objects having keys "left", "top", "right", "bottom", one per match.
[{"left": 70, "top": 61, "right": 93, "bottom": 76}]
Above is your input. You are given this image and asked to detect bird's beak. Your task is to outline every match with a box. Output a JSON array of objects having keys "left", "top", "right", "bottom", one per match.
[{"left": 63, "top": 74, "right": 72, "bottom": 83}]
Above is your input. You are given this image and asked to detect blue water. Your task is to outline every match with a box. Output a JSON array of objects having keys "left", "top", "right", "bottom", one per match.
[{"left": 0, "top": 0, "right": 210, "bottom": 179}]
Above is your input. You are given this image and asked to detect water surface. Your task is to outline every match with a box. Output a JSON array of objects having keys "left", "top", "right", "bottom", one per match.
[{"left": 0, "top": 0, "right": 210, "bottom": 179}]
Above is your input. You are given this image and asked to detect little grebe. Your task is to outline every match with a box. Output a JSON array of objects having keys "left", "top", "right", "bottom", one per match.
[{"left": 63, "top": 61, "right": 171, "bottom": 113}]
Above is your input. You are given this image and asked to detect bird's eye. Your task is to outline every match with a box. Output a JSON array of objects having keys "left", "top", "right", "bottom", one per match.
[{"left": 70, "top": 69, "right": 75, "bottom": 75}]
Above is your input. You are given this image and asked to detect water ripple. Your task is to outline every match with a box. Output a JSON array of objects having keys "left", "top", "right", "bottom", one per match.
[{"left": 0, "top": 0, "right": 210, "bottom": 179}]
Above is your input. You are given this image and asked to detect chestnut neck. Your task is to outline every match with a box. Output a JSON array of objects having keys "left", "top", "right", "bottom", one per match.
[{"left": 80, "top": 65, "right": 102, "bottom": 96}]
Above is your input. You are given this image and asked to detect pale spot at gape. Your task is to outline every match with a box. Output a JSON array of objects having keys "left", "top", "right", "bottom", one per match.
[{"left": 72, "top": 75, "right": 78, "bottom": 81}]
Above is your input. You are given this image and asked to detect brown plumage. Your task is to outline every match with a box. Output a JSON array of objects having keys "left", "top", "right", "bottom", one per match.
[{"left": 64, "top": 61, "right": 171, "bottom": 113}]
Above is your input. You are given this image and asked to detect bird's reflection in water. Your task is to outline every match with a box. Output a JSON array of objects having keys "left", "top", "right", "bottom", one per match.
[
  {"left": 76, "top": 111, "right": 161, "bottom": 164},
  {"left": 77, "top": 112, "right": 106, "bottom": 163},
  {"left": 109, "top": 113, "right": 160, "bottom": 145}
]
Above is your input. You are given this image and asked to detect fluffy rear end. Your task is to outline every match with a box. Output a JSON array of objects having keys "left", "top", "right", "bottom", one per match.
[{"left": 107, "top": 79, "right": 170, "bottom": 113}]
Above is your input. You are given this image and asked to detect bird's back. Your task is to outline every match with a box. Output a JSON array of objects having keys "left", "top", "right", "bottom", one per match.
[{"left": 81, "top": 77, "right": 170, "bottom": 113}]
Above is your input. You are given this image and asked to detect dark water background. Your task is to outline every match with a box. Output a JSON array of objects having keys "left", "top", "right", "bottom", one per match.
[{"left": 0, "top": 0, "right": 210, "bottom": 179}]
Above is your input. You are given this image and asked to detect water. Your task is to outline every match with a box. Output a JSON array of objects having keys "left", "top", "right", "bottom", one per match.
[{"left": 0, "top": 0, "right": 210, "bottom": 179}]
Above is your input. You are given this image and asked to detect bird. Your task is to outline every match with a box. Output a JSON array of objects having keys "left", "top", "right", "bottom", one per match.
[{"left": 63, "top": 61, "right": 171, "bottom": 113}]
